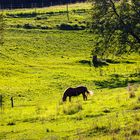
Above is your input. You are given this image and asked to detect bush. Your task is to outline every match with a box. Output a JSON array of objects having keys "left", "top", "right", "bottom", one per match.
[
  {"left": 58, "top": 23, "right": 86, "bottom": 30},
  {"left": 23, "top": 23, "right": 35, "bottom": 29},
  {"left": 16, "top": 24, "right": 22, "bottom": 28},
  {"left": 35, "top": 15, "right": 48, "bottom": 20},
  {"left": 12, "top": 23, "right": 50, "bottom": 30},
  {"left": 40, "top": 25, "right": 49, "bottom": 30},
  {"left": 7, "top": 12, "right": 37, "bottom": 18},
  {"left": 63, "top": 102, "right": 82, "bottom": 115}
]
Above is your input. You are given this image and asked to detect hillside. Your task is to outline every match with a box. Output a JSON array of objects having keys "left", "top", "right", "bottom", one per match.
[{"left": 0, "top": 2, "right": 140, "bottom": 140}]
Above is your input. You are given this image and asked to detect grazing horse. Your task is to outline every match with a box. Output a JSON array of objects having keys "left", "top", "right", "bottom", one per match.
[{"left": 62, "top": 86, "right": 90, "bottom": 102}]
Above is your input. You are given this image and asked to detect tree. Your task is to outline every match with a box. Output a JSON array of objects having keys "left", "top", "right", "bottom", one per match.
[
  {"left": 0, "top": 13, "right": 5, "bottom": 46},
  {"left": 91, "top": 0, "right": 140, "bottom": 57}
]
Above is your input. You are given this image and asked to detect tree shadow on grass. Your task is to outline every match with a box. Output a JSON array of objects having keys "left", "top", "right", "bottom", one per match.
[
  {"left": 94, "top": 73, "right": 140, "bottom": 89},
  {"left": 105, "top": 59, "right": 135, "bottom": 64},
  {"left": 7, "top": 12, "right": 37, "bottom": 18},
  {"left": 78, "top": 60, "right": 91, "bottom": 66}
]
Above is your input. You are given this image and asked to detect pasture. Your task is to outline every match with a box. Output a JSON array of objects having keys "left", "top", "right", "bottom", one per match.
[{"left": 0, "top": 2, "right": 140, "bottom": 140}]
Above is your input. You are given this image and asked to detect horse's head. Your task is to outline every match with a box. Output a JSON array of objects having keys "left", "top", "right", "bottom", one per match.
[{"left": 62, "top": 94, "right": 67, "bottom": 102}]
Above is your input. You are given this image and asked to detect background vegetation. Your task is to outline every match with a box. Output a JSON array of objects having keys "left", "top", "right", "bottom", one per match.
[
  {"left": 91, "top": 0, "right": 140, "bottom": 56},
  {"left": 0, "top": 0, "right": 86, "bottom": 9},
  {"left": 0, "top": 2, "right": 140, "bottom": 140}
]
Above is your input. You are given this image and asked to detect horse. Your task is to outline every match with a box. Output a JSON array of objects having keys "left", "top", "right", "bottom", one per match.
[{"left": 62, "top": 86, "right": 90, "bottom": 102}]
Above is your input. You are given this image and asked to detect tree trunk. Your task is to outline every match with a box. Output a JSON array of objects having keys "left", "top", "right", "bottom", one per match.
[{"left": 92, "top": 55, "right": 98, "bottom": 67}]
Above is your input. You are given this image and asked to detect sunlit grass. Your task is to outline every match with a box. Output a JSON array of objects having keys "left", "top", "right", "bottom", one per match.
[
  {"left": 0, "top": 2, "right": 140, "bottom": 140},
  {"left": 3, "top": 2, "right": 91, "bottom": 14}
]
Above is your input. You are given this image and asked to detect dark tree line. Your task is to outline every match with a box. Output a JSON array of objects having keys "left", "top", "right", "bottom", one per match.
[
  {"left": 0, "top": 13, "right": 4, "bottom": 46},
  {"left": 0, "top": 0, "right": 86, "bottom": 9}
]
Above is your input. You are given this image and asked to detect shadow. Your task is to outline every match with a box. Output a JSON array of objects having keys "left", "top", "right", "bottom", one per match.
[
  {"left": 15, "top": 104, "right": 36, "bottom": 108},
  {"left": 92, "top": 55, "right": 108, "bottom": 68},
  {"left": 94, "top": 76, "right": 140, "bottom": 89},
  {"left": 93, "top": 61, "right": 108, "bottom": 67},
  {"left": 79, "top": 60, "right": 91, "bottom": 66},
  {"left": 105, "top": 59, "right": 135, "bottom": 64},
  {"left": 85, "top": 113, "right": 104, "bottom": 118},
  {"left": 122, "top": 61, "right": 135, "bottom": 64},
  {"left": 105, "top": 59, "right": 119, "bottom": 64},
  {"left": 7, "top": 12, "right": 37, "bottom": 18},
  {"left": 129, "top": 73, "right": 140, "bottom": 78}
]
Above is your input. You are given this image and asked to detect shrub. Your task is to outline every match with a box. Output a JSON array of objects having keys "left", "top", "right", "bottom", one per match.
[
  {"left": 18, "top": 12, "right": 37, "bottom": 18},
  {"left": 58, "top": 23, "right": 86, "bottom": 30},
  {"left": 63, "top": 102, "right": 82, "bottom": 115},
  {"left": 23, "top": 23, "right": 35, "bottom": 29},
  {"left": 40, "top": 25, "right": 49, "bottom": 30},
  {"left": 7, "top": 12, "right": 37, "bottom": 18},
  {"left": 127, "top": 83, "right": 136, "bottom": 98},
  {"left": 16, "top": 24, "right": 22, "bottom": 28},
  {"left": 35, "top": 17, "right": 42, "bottom": 20},
  {"left": 7, "top": 122, "right": 15, "bottom": 126},
  {"left": 58, "top": 23, "right": 73, "bottom": 30},
  {"left": 131, "top": 129, "right": 140, "bottom": 135},
  {"left": 35, "top": 15, "right": 48, "bottom": 20}
]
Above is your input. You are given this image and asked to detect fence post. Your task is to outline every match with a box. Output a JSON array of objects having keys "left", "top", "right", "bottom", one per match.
[
  {"left": 66, "top": 2, "right": 69, "bottom": 21},
  {"left": 34, "top": 3, "right": 37, "bottom": 14},
  {"left": 11, "top": 97, "right": 14, "bottom": 108},
  {"left": 0, "top": 95, "right": 3, "bottom": 108}
]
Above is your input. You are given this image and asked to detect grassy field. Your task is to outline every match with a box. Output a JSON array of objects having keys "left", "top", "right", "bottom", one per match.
[{"left": 0, "top": 2, "right": 140, "bottom": 140}]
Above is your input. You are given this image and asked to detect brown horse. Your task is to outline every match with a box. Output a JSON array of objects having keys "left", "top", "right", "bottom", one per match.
[{"left": 62, "top": 86, "right": 90, "bottom": 102}]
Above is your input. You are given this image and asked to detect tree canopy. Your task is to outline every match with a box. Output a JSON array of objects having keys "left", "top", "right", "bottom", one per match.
[
  {"left": 0, "top": 13, "right": 5, "bottom": 46},
  {"left": 91, "top": 0, "right": 140, "bottom": 56}
]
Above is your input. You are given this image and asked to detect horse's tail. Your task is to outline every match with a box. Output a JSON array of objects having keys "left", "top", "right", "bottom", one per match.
[
  {"left": 88, "top": 90, "right": 94, "bottom": 96},
  {"left": 86, "top": 87, "right": 94, "bottom": 96}
]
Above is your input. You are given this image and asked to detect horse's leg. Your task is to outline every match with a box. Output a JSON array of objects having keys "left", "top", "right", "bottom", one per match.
[
  {"left": 69, "top": 96, "right": 71, "bottom": 102},
  {"left": 82, "top": 93, "right": 87, "bottom": 101},
  {"left": 84, "top": 94, "right": 87, "bottom": 100}
]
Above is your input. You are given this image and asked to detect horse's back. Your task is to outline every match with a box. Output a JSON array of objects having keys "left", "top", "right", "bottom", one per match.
[
  {"left": 64, "top": 86, "right": 88, "bottom": 96},
  {"left": 75, "top": 86, "right": 87, "bottom": 93},
  {"left": 64, "top": 87, "right": 75, "bottom": 96}
]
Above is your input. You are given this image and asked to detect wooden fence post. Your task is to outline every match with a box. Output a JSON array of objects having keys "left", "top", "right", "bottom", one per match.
[
  {"left": 66, "top": 2, "right": 69, "bottom": 21},
  {"left": 11, "top": 97, "right": 14, "bottom": 108},
  {"left": 0, "top": 95, "right": 3, "bottom": 108}
]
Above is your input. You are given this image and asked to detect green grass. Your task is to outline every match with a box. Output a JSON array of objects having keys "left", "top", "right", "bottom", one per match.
[
  {"left": 0, "top": 2, "right": 140, "bottom": 140},
  {"left": 4, "top": 2, "right": 91, "bottom": 30}
]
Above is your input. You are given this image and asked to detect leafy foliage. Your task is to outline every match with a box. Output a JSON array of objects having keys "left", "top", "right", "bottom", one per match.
[
  {"left": 58, "top": 23, "right": 86, "bottom": 30},
  {"left": 0, "top": 13, "right": 5, "bottom": 46},
  {"left": 91, "top": 0, "right": 140, "bottom": 56}
]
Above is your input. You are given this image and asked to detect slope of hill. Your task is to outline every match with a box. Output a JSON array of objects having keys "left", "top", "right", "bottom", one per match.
[{"left": 0, "top": 2, "right": 140, "bottom": 140}]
